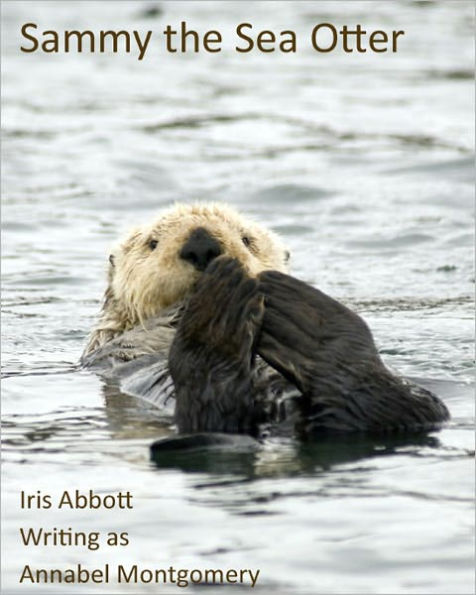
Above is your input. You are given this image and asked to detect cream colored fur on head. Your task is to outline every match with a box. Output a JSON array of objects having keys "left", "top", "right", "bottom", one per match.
[{"left": 84, "top": 202, "right": 289, "bottom": 355}]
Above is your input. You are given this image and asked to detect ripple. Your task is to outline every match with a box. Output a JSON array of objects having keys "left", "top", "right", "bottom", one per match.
[
  {"left": 252, "top": 184, "right": 335, "bottom": 203},
  {"left": 346, "top": 233, "right": 435, "bottom": 250}
]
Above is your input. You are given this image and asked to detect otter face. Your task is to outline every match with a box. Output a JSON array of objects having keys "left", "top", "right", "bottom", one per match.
[{"left": 109, "top": 203, "right": 289, "bottom": 326}]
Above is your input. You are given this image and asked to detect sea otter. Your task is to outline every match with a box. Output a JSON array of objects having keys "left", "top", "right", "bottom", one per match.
[{"left": 81, "top": 203, "right": 449, "bottom": 437}]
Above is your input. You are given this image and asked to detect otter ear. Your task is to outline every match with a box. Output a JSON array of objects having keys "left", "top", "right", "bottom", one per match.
[
  {"left": 284, "top": 250, "right": 291, "bottom": 263},
  {"left": 109, "top": 254, "right": 115, "bottom": 267}
]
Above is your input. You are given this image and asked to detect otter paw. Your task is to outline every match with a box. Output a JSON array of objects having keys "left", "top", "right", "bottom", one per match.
[{"left": 174, "top": 256, "right": 264, "bottom": 362}]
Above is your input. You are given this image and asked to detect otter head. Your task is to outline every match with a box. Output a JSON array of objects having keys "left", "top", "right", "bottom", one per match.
[{"left": 85, "top": 203, "right": 289, "bottom": 353}]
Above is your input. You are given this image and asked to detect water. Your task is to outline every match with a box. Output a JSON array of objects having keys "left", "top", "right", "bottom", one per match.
[{"left": 1, "top": 1, "right": 474, "bottom": 593}]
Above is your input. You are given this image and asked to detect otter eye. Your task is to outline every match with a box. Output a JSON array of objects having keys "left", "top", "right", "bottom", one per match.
[
  {"left": 242, "top": 236, "right": 251, "bottom": 248},
  {"left": 148, "top": 239, "right": 158, "bottom": 251}
]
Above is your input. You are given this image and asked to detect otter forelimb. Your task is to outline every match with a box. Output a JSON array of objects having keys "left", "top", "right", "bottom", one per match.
[
  {"left": 257, "top": 271, "right": 450, "bottom": 434},
  {"left": 169, "top": 256, "right": 264, "bottom": 434}
]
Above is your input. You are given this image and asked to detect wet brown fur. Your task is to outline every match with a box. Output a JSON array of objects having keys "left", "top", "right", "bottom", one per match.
[{"left": 83, "top": 202, "right": 449, "bottom": 436}]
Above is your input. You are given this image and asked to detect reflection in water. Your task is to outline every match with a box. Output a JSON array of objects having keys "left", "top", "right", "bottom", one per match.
[
  {"left": 102, "top": 382, "right": 173, "bottom": 441},
  {"left": 149, "top": 430, "right": 442, "bottom": 478}
]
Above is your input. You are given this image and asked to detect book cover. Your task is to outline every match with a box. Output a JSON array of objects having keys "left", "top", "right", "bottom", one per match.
[{"left": 2, "top": 2, "right": 474, "bottom": 594}]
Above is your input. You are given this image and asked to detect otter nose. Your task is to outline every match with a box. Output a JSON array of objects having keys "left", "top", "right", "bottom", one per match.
[{"left": 179, "top": 227, "right": 222, "bottom": 271}]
